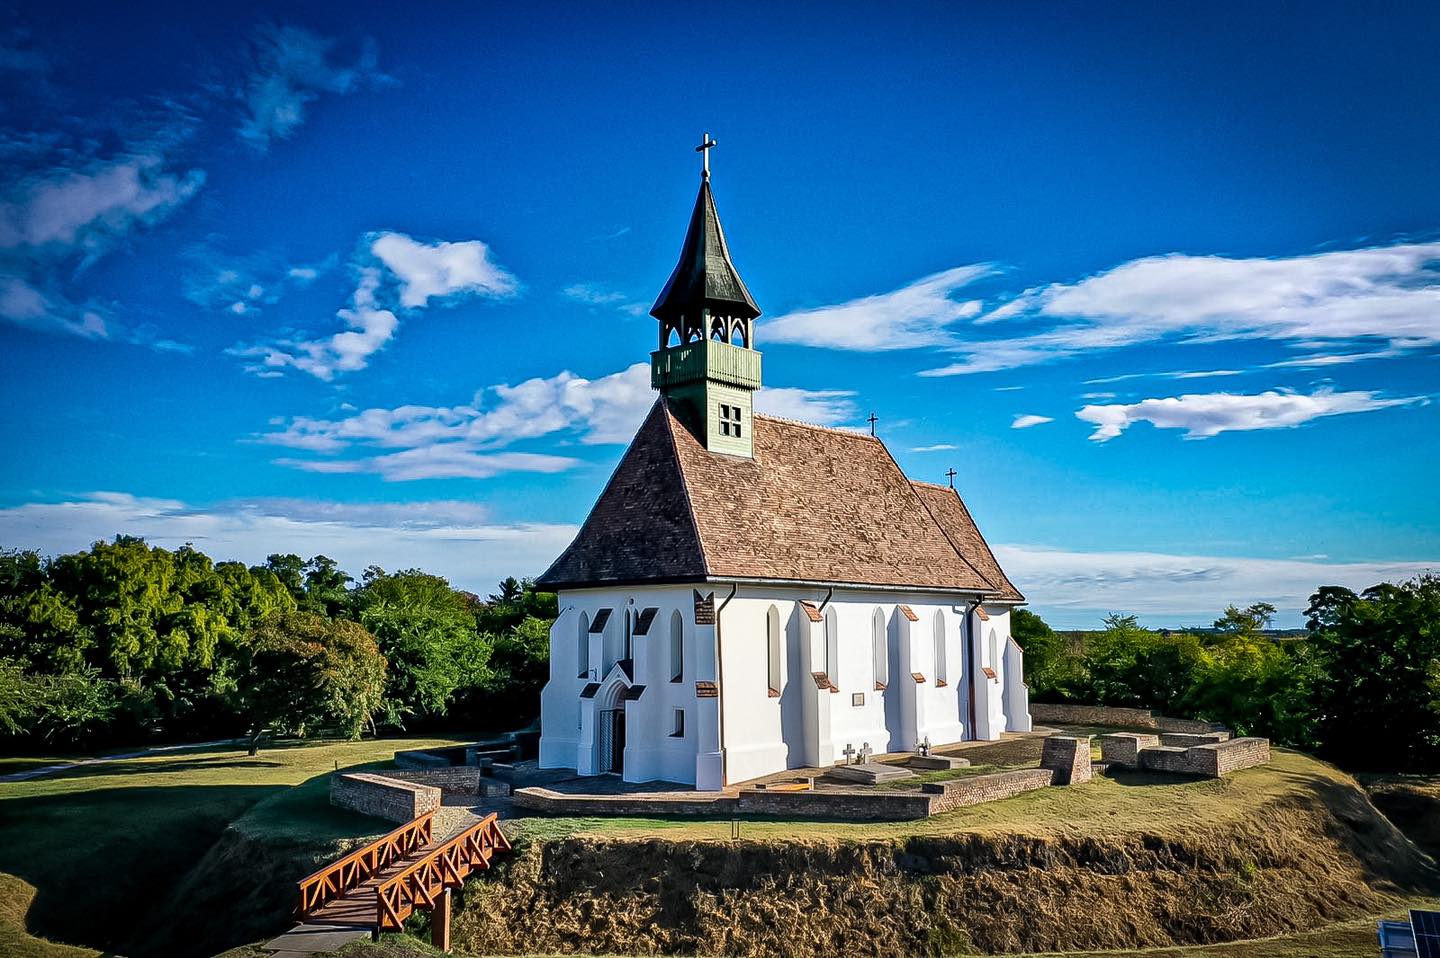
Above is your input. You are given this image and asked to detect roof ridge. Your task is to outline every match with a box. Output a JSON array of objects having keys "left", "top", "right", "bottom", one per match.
[
  {"left": 902, "top": 464, "right": 999, "bottom": 595},
  {"left": 752, "top": 412, "right": 875, "bottom": 438}
]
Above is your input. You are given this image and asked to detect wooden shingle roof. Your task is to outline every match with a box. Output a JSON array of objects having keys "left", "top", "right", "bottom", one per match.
[
  {"left": 912, "top": 482, "right": 1025, "bottom": 603},
  {"left": 537, "top": 398, "right": 1022, "bottom": 600}
]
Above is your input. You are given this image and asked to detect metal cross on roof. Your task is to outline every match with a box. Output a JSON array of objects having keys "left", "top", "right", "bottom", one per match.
[
  {"left": 946, "top": 467, "right": 957, "bottom": 489},
  {"left": 695, "top": 132, "right": 717, "bottom": 178},
  {"left": 867, "top": 411, "right": 878, "bottom": 436}
]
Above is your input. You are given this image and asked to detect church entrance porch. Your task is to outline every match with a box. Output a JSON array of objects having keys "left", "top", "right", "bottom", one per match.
[{"left": 598, "top": 706, "right": 627, "bottom": 774}]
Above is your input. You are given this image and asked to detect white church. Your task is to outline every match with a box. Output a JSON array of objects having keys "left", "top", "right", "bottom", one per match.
[{"left": 537, "top": 141, "right": 1032, "bottom": 791}]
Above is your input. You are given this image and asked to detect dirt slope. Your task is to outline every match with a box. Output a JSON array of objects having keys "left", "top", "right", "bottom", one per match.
[{"left": 450, "top": 757, "right": 1436, "bottom": 956}]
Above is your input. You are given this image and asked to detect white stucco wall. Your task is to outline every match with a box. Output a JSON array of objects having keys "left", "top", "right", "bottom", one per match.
[{"left": 538, "top": 584, "right": 1031, "bottom": 790}]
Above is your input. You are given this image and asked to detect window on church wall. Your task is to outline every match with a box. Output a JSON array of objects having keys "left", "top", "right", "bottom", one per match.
[
  {"left": 732, "top": 320, "right": 749, "bottom": 348},
  {"left": 824, "top": 607, "right": 839, "bottom": 685},
  {"left": 669, "top": 610, "right": 684, "bottom": 682},
  {"left": 989, "top": 628, "right": 1000, "bottom": 672},
  {"left": 577, "top": 612, "right": 590, "bottom": 678},
  {"left": 666, "top": 325, "right": 681, "bottom": 348},
  {"left": 933, "top": 610, "right": 948, "bottom": 685},
  {"left": 671, "top": 708, "right": 686, "bottom": 737},
  {"left": 871, "top": 608, "right": 888, "bottom": 691},
  {"left": 766, "top": 605, "right": 782, "bottom": 697},
  {"left": 623, "top": 607, "right": 635, "bottom": 661}
]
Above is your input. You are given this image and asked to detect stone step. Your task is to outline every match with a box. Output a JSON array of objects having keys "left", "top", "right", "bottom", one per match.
[
  {"left": 909, "top": 755, "right": 971, "bottom": 770},
  {"left": 829, "top": 762, "right": 915, "bottom": 785}
]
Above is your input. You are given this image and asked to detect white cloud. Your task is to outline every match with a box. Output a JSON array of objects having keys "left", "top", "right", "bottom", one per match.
[
  {"left": 276, "top": 448, "right": 578, "bottom": 482},
  {"left": 238, "top": 25, "right": 390, "bottom": 151},
  {"left": 922, "top": 242, "right": 1440, "bottom": 376},
  {"left": 0, "top": 154, "right": 204, "bottom": 252},
  {"left": 754, "top": 387, "right": 857, "bottom": 426},
  {"left": 1011, "top": 414, "right": 1054, "bottom": 429},
  {"left": 235, "top": 232, "right": 516, "bottom": 379},
  {"left": 911, "top": 443, "right": 958, "bottom": 452},
  {"left": 560, "top": 282, "right": 647, "bottom": 317},
  {"left": 183, "top": 246, "right": 334, "bottom": 315},
  {"left": 996, "top": 543, "right": 1437, "bottom": 628},
  {"left": 0, "top": 492, "right": 576, "bottom": 592},
  {"left": 263, "top": 362, "right": 861, "bottom": 478},
  {"left": 371, "top": 232, "right": 517, "bottom": 308},
  {"left": 1084, "top": 368, "right": 1245, "bottom": 385},
  {"left": 1076, "top": 388, "right": 1425, "bottom": 442},
  {"left": 765, "top": 265, "right": 991, "bottom": 350}
]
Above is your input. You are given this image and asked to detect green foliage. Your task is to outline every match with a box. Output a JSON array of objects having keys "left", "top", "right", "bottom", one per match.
[
  {"left": 1213, "top": 602, "right": 1278, "bottom": 638},
  {"left": 352, "top": 568, "right": 493, "bottom": 724},
  {"left": 230, "top": 613, "right": 387, "bottom": 741},
  {"left": 1305, "top": 575, "right": 1440, "bottom": 771}
]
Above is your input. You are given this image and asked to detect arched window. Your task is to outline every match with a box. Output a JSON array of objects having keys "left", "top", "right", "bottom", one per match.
[
  {"left": 577, "top": 611, "right": 590, "bottom": 678},
  {"left": 933, "top": 609, "right": 947, "bottom": 685},
  {"left": 824, "top": 606, "right": 839, "bottom": 685},
  {"left": 766, "top": 605, "right": 782, "bottom": 696},
  {"left": 989, "top": 628, "right": 1000, "bottom": 671},
  {"left": 710, "top": 317, "right": 727, "bottom": 341},
  {"left": 669, "top": 610, "right": 684, "bottom": 682},
  {"left": 666, "top": 325, "right": 681, "bottom": 347},
  {"left": 871, "top": 608, "right": 888, "bottom": 690},
  {"left": 732, "top": 320, "right": 749, "bottom": 348},
  {"left": 623, "top": 607, "right": 634, "bottom": 661}
]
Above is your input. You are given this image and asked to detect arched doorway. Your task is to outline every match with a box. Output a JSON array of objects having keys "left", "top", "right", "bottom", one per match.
[{"left": 596, "top": 683, "right": 627, "bottom": 775}]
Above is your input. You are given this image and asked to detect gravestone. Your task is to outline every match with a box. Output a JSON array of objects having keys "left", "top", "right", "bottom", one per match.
[
  {"left": 909, "top": 754, "right": 971, "bottom": 771},
  {"left": 830, "top": 762, "right": 915, "bottom": 785}
]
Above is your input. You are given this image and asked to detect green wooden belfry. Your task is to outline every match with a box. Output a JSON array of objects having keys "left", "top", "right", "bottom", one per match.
[{"left": 650, "top": 133, "right": 762, "bottom": 459}]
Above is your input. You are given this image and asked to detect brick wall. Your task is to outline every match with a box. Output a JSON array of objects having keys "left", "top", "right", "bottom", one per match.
[
  {"left": 512, "top": 787, "right": 741, "bottom": 817},
  {"left": 1099, "top": 733, "right": 1160, "bottom": 767},
  {"left": 1207, "top": 737, "right": 1270, "bottom": 776},
  {"left": 1158, "top": 731, "right": 1231, "bottom": 748},
  {"left": 737, "top": 790, "right": 934, "bottom": 821},
  {"left": 1040, "top": 736, "right": 1093, "bottom": 785},
  {"left": 922, "top": 769, "right": 1054, "bottom": 813},
  {"left": 331, "top": 772, "right": 441, "bottom": 823},
  {"left": 380, "top": 766, "right": 485, "bottom": 795},
  {"left": 1136, "top": 737, "right": 1270, "bottom": 778},
  {"left": 393, "top": 748, "right": 451, "bottom": 769},
  {"left": 1029, "top": 702, "right": 1228, "bottom": 735}
]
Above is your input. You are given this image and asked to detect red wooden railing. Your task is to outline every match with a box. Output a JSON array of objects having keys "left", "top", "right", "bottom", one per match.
[
  {"left": 375, "top": 812, "right": 510, "bottom": 931},
  {"left": 296, "top": 811, "right": 435, "bottom": 917}
]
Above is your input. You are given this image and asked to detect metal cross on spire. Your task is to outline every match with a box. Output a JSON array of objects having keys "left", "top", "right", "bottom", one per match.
[
  {"left": 695, "top": 132, "right": 717, "bottom": 179},
  {"left": 946, "top": 468, "right": 957, "bottom": 489},
  {"left": 867, "top": 411, "right": 879, "bottom": 436}
]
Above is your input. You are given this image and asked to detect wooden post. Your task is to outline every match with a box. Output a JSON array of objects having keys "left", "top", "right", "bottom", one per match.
[{"left": 431, "top": 888, "right": 452, "bottom": 953}]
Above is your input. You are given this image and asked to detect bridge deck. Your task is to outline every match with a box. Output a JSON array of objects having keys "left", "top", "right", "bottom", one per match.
[{"left": 305, "top": 833, "right": 449, "bottom": 928}]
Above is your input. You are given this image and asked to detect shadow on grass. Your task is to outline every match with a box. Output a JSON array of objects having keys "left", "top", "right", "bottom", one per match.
[
  {"left": 36, "top": 757, "right": 286, "bottom": 782},
  {"left": 0, "top": 784, "right": 279, "bottom": 954},
  {"left": 1102, "top": 766, "right": 1198, "bottom": 787}
]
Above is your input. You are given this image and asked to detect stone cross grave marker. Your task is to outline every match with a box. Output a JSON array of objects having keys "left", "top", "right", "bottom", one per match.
[
  {"left": 842, "top": 743, "right": 858, "bottom": 765},
  {"left": 859, "top": 743, "right": 874, "bottom": 764}
]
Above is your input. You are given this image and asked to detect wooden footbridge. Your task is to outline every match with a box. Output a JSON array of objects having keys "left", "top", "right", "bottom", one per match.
[{"left": 286, "top": 810, "right": 510, "bottom": 953}]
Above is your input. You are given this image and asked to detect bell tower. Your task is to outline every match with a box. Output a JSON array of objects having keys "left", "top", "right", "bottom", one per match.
[{"left": 649, "top": 133, "right": 762, "bottom": 459}]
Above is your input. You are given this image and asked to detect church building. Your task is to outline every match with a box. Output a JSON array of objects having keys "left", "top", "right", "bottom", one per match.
[{"left": 536, "top": 140, "right": 1031, "bottom": 791}]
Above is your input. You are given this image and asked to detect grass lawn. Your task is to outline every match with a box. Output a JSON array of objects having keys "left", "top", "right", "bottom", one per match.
[
  {"left": 0, "top": 736, "right": 468, "bottom": 957},
  {"left": 508, "top": 746, "right": 1338, "bottom": 845}
]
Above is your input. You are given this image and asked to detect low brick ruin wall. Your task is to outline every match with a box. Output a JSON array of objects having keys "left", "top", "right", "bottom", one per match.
[
  {"left": 738, "top": 789, "right": 933, "bottom": 821},
  {"left": 1040, "top": 735, "right": 1093, "bottom": 785},
  {"left": 380, "top": 766, "right": 486, "bottom": 795},
  {"left": 331, "top": 771, "right": 441, "bottom": 823},
  {"left": 922, "top": 768, "right": 1055, "bottom": 813},
  {"left": 512, "top": 787, "right": 741, "bottom": 817},
  {"left": 1206, "top": 737, "right": 1271, "bottom": 776},
  {"left": 1029, "top": 703, "right": 1228, "bottom": 735},
  {"left": 1108, "top": 736, "right": 1270, "bottom": 778},
  {"left": 1159, "top": 731, "right": 1231, "bottom": 747}
]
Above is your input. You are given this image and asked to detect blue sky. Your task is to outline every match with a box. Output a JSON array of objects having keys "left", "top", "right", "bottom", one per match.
[{"left": 1, "top": 1, "right": 1437, "bottom": 627}]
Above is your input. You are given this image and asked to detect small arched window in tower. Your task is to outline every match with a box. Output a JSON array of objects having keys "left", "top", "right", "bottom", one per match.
[
  {"left": 732, "top": 320, "right": 749, "bottom": 348},
  {"left": 871, "top": 607, "right": 888, "bottom": 691},
  {"left": 666, "top": 325, "right": 681, "bottom": 347},
  {"left": 577, "top": 611, "right": 590, "bottom": 678},
  {"left": 933, "top": 609, "right": 948, "bottom": 685},
  {"left": 824, "top": 606, "right": 840, "bottom": 685},
  {"left": 766, "top": 605, "right": 782, "bottom": 697},
  {"left": 669, "top": 610, "right": 683, "bottom": 682},
  {"left": 710, "top": 316, "right": 727, "bottom": 342}
]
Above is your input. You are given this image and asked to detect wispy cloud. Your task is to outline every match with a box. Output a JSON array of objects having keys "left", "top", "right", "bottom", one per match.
[
  {"left": 233, "top": 231, "right": 517, "bottom": 380},
  {"left": 754, "top": 387, "right": 858, "bottom": 426},
  {"left": 1012, "top": 414, "right": 1054, "bottom": 429},
  {"left": 1076, "top": 388, "right": 1425, "bottom": 442},
  {"left": 237, "top": 24, "right": 391, "bottom": 151},
  {"left": 561, "top": 282, "right": 647, "bottom": 317},
  {"left": 765, "top": 265, "right": 991, "bottom": 350},
  {"left": 911, "top": 443, "right": 958, "bottom": 452},
  {"left": 263, "top": 361, "right": 858, "bottom": 479},
  {"left": 1084, "top": 368, "right": 1245, "bottom": 385},
  {"left": 996, "top": 542, "right": 1437, "bottom": 627},
  {"left": 183, "top": 244, "right": 333, "bottom": 315},
  {"left": 0, "top": 492, "right": 577, "bottom": 591},
  {"left": 922, "top": 242, "right": 1440, "bottom": 376}
]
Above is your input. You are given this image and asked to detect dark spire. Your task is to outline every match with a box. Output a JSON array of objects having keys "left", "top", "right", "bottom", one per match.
[{"left": 650, "top": 174, "right": 760, "bottom": 326}]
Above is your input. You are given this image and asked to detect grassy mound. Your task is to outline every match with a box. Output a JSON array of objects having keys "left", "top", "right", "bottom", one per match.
[
  {"left": 450, "top": 750, "right": 1437, "bottom": 956},
  {"left": 1364, "top": 775, "right": 1440, "bottom": 861},
  {"left": 0, "top": 737, "right": 466, "bottom": 958}
]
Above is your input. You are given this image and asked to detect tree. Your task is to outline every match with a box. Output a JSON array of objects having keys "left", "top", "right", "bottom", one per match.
[
  {"left": 231, "top": 613, "right": 386, "bottom": 751},
  {"left": 1213, "top": 602, "right": 1277, "bottom": 638},
  {"left": 353, "top": 570, "right": 492, "bottom": 724},
  {"left": 1306, "top": 576, "right": 1440, "bottom": 771},
  {"left": 1009, "top": 608, "right": 1064, "bottom": 695}
]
